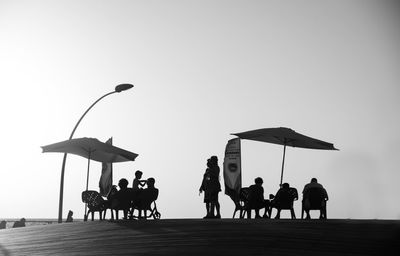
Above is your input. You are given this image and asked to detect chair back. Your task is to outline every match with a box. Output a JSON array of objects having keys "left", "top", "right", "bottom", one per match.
[
  {"left": 82, "top": 190, "right": 106, "bottom": 211},
  {"left": 139, "top": 188, "right": 159, "bottom": 210},
  {"left": 239, "top": 187, "right": 250, "bottom": 203},
  {"left": 275, "top": 188, "right": 296, "bottom": 209}
]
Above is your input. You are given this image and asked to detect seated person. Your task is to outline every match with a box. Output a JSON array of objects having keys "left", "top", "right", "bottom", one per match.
[
  {"left": 0, "top": 220, "right": 7, "bottom": 229},
  {"left": 247, "top": 177, "right": 270, "bottom": 218},
  {"left": 12, "top": 218, "right": 26, "bottom": 228},
  {"left": 136, "top": 177, "right": 159, "bottom": 218},
  {"left": 302, "top": 178, "right": 328, "bottom": 219},
  {"left": 66, "top": 210, "right": 74, "bottom": 222},
  {"left": 112, "top": 178, "right": 132, "bottom": 220},
  {"left": 270, "top": 183, "right": 298, "bottom": 219}
]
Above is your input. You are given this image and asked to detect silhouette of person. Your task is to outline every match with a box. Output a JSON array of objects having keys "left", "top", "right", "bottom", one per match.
[
  {"left": 0, "top": 220, "right": 6, "bottom": 229},
  {"left": 199, "top": 158, "right": 212, "bottom": 218},
  {"left": 113, "top": 178, "right": 131, "bottom": 220},
  {"left": 209, "top": 156, "right": 221, "bottom": 218},
  {"left": 132, "top": 170, "right": 147, "bottom": 191},
  {"left": 12, "top": 218, "right": 26, "bottom": 228},
  {"left": 137, "top": 177, "right": 159, "bottom": 219},
  {"left": 247, "top": 177, "right": 270, "bottom": 219},
  {"left": 199, "top": 156, "right": 221, "bottom": 218},
  {"left": 272, "top": 183, "right": 298, "bottom": 219},
  {"left": 66, "top": 210, "right": 74, "bottom": 222},
  {"left": 132, "top": 170, "right": 146, "bottom": 207},
  {"left": 302, "top": 178, "right": 328, "bottom": 219}
]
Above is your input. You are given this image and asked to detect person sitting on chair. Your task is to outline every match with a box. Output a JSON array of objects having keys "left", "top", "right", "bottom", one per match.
[
  {"left": 66, "top": 210, "right": 74, "bottom": 222},
  {"left": 247, "top": 177, "right": 270, "bottom": 219},
  {"left": 0, "top": 220, "right": 6, "bottom": 229},
  {"left": 137, "top": 177, "right": 159, "bottom": 219},
  {"left": 271, "top": 183, "right": 298, "bottom": 219},
  {"left": 302, "top": 178, "right": 328, "bottom": 219},
  {"left": 113, "top": 178, "right": 132, "bottom": 220},
  {"left": 12, "top": 218, "right": 26, "bottom": 228}
]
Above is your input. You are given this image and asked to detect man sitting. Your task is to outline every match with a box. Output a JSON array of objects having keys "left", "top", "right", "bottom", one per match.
[
  {"left": 136, "top": 178, "right": 159, "bottom": 219},
  {"left": 247, "top": 177, "right": 270, "bottom": 218},
  {"left": 112, "top": 178, "right": 132, "bottom": 220},
  {"left": 302, "top": 178, "right": 328, "bottom": 219},
  {"left": 270, "top": 183, "right": 298, "bottom": 219}
]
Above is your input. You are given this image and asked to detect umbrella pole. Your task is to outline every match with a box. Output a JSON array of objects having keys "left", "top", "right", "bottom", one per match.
[
  {"left": 280, "top": 143, "right": 286, "bottom": 187},
  {"left": 84, "top": 152, "right": 91, "bottom": 221}
]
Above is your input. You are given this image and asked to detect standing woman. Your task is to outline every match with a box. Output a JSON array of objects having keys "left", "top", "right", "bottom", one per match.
[
  {"left": 199, "top": 158, "right": 212, "bottom": 218},
  {"left": 208, "top": 156, "right": 222, "bottom": 218}
]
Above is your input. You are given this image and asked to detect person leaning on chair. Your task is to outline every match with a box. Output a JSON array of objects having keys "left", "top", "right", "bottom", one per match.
[
  {"left": 247, "top": 177, "right": 270, "bottom": 219},
  {"left": 302, "top": 178, "right": 328, "bottom": 219}
]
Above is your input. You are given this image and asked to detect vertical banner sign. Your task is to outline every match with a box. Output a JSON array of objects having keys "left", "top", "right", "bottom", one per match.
[
  {"left": 223, "top": 138, "right": 241, "bottom": 200},
  {"left": 99, "top": 138, "right": 113, "bottom": 197}
]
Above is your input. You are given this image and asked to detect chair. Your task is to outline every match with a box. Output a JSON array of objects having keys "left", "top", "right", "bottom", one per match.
[
  {"left": 269, "top": 187, "right": 298, "bottom": 219},
  {"left": 81, "top": 190, "right": 106, "bottom": 221},
  {"left": 301, "top": 187, "right": 328, "bottom": 219},
  {"left": 130, "top": 188, "right": 161, "bottom": 219},
  {"left": 231, "top": 187, "right": 250, "bottom": 219}
]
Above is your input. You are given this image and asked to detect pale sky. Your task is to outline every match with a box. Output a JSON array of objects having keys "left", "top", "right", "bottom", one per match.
[{"left": 1, "top": 0, "right": 399, "bottom": 220}]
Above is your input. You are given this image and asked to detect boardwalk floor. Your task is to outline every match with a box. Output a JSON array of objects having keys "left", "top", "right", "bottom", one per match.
[{"left": 0, "top": 219, "right": 399, "bottom": 256}]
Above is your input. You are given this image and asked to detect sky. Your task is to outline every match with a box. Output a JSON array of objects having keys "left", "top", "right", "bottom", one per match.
[{"left": 1, "top": 0, "right": 399, "bottom": 220}]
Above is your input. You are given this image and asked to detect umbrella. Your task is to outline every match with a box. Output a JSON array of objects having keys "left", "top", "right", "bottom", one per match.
[
  {"left": 41, "top": 137, "right": 138, "bottom": 217},
  {"left": 42, "top": 137, "right": 138, "bottom": 164},
  {"left": 42, "top": 137, "right": 138, "bottom": 188},
  {"left": 232, "top": 127, "right": 337, "bottom": 185}
]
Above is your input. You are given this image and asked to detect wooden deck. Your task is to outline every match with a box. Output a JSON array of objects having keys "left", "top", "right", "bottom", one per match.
[{"left": 0, "top": 219, "right": 399, "bottom": 255}]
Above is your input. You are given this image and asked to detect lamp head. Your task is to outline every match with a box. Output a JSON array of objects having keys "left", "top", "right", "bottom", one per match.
[{"left": 115, "top": 83, "right": 134, "bottom": 92}]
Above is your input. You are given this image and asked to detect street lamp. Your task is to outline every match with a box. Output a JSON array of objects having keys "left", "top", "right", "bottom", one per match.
[{"left": 57, "top": 84, "right": 133, "bottom": 223}]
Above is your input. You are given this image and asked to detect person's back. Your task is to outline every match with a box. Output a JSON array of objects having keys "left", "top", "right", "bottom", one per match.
[
  {"left": 303, "top": 178, "right": 324, "bottom": 195},
  {"left": 272, "top": 183, "right": 297, "bottom": 219},
  {"left": 249, "top": 184, "right": 264, "bottom": 205},
  {"left": 114, "top": 179, "right": 132, "bottom": 209},
  {"left": 302, "top": 178, "right": 328, "bottom": 219},
  {"left": 275, "top": 184, "right": 293, "bottom": 205},
  {"left": 247, "top": 177, "right": 269, "bottom": 218},
  {"left": 208, "top": 161, "right": 221, "bottom": 193}
]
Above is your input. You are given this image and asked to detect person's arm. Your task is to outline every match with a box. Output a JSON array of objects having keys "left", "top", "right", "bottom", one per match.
[
  {"left": 139, "top": 180, "right": 147, "bottom": 187},
  {"left": 323, "top": 188, "right": 329, "bottom": 200},
  {"left": 199, "top": 178, "right": 205, "bottom": 193},
  {"left": 292, "top": 188, "right": 299, "bottom": 200}
]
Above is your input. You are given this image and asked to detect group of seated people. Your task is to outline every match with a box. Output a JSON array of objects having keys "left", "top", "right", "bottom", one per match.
[
  {"left": 82, "top": 170, "right": 160, "bottom": 221},
  {"left": 243, "top": 177, "right": 328, "bottom": 219},
  {"left": 108, "top": 171, "right": 159, "bottom": 220}
]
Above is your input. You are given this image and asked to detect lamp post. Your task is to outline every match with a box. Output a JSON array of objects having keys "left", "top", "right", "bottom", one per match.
[{"left": 57, "top": 83, "right": 133, "bottom": 223}]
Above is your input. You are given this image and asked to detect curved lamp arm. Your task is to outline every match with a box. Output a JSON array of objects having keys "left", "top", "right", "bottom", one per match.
[{"left": 58, "top": 84, "right": 133, "bottom": 223}]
